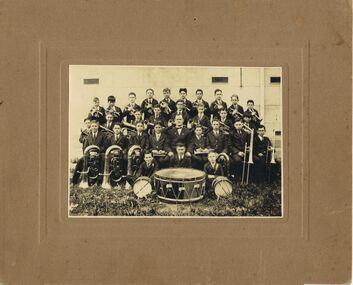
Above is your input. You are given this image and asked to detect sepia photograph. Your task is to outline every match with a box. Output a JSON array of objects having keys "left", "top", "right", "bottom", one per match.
[{"left": 69, "top": 65, "right": 283, "bottom": 217}]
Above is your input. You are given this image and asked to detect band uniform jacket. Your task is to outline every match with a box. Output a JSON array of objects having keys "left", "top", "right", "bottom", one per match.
[
  {"left": 105, "top": 133, "right": 129, "bottom": 153},
  {"left": 206, "top": 130, "right": 228, "bottom": 153},
  {"left": 203, "top": 162, "right": 224, "bottom": 177},
  {"left": 101, "top": 121, "right": 115, "bottom": 132},
  {"left": 228, "top": 104, "right": 244, "bottom": 121},
  {"left": 190, "top": 114, "right": 211, "bottom": 131},
  {"left": 79, "top": 129, "right": 89, "bottom": 152},
  {"left": 228, "top": 129, "right": 249, "bottom": 154},
  {"left": 129, "top": 132, "right": 150, "bottom": 150},
  {"left": 149, "top": 132, "right": 167, "bottom": 151},
  {"left": 106, "top": 105, "right": 123, "bottom": 123},
  {"left": 187, "top": 134, "right": 207, "bottom": 153},
  {"left": 148, "top": 115, "right": 167, "bottom": 128},
  {"left": 219, "top": 117, "right": 233, "bottom": 133},
  {"left": 171, "top": 110, "right": 190, "bottom": 125},
  {"left": 166, "top": 127, "right": 191, "bottom": 152},
  {"left": 122, "top": 103, "right": 141, "bottom": 123},
  {"left": 169, "top": 155, "right": 192, "bottom": 168},
  {"left": 136, "top": 160, "right": 159, "bottom": 177},
  {"left": 160, "top": 98, "right": 176, "bottom": 119},
  {"left": 181, "top": 98, "right": 193, "bottom": 115},
  {"left": 253, "top": 135, "right": 272, "bottom": 157},
  {"left": 141, "top": 98, "right": 159, "bottom": 120},
  {"left": 88, "top": 106, "right": 106, "bottom": 124},
  {"left": 191, "top": 99, "right": 210, "bottom": 117},
  {"left": 210, "top": 100, "right": 228, "bottom": 118},
  {"left": 83, "top": 130, "right": 106, "bottom": 153},
  {"left": 244, "top": 108, "right": 261, "bottom": 128}
]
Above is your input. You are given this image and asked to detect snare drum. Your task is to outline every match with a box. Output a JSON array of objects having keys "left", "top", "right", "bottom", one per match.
[
  {"left": 154, "top": 168, "right": 206, "bottom": 202},
  {"left": 133, "top": 176, "right": 152, "bottom": 198},
  {"left": 212, "top": 176, "right": 233, "bottom": 197}
]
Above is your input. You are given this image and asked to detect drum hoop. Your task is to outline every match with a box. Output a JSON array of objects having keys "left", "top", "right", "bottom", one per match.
[
  {"left": 135, "top": 176, "right": 151, "bottom": 183},
  {"left": 212, "top": 176, "right": 231, "bottom": 187},
  {"left": 154, "top": 168, "right": 205, "bottom": 181},
  {"left": 155, "top": 177, "right": 205, "bottom": 184},
  {"left": 157, "top": 194, "right": 204, "bottom": 202}
]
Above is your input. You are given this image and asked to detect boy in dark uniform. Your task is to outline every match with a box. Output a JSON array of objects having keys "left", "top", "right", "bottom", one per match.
[
  {"left": 101, "top": 112, "right": 115, "bottom": 134},
  {"left": 141, "top": 88, "right": 159, "bottom": 120},
  {"left": 106, "top": 95, "right": 123, "bottom": 123},
  {"left": 243, "top": 99, "right": 261, "bottom": 129},
  {"left": 187, "top": 125, "right": 208, "bottom": 170},
  {"left": 136, "top": 151, "right": 159, "bottom": 178},
  {"left": 204, "top": 151, "right": 224, "bottom": 196},
  {"left": 210, "top": 89, "right": 227, "bottom": 120},
  {"left": 88, "top": 97, "right": 106, "bottom": 125},
  {"left": 190, "top": 103, "right": 211, "bottom": 133},
  {"left": 219, "top": 108, "right": 233, "bottom": 134},
  {"left": 160, "top": 88, "right": 176, "bottom": 120},
  {"left": 253, "top": 125, "right": 273, "bottom": 183},
  {"left": 170, "top": 99, "right": 190, "bottom": 125},
  {"left": 229, "top": 120, "right": 250, "bottom": 179},
  {"left": 165, "top": 115, "right": 191, "bottom": 155},
  {"left": 206, "top": 119, "right": 228, "bottom": 154},
  {"left": 148, "top": 104, "right": 167, "bottom": 128},
  {"left": 191, "top": 89, "right": 210, "bottom": 117},
  {"left": 169, "top": 143, "right": 192, "bottom": 168},
  {"left": 122, "top": 92, "right": 141, "bottom": 123},
  {"left": 79, "top": 118, "right": 91, "bottom": 153},
  {"left": 149, "top": 123, "right": 169, "bottom": 168},
  {"left": 178, "top": 88, "right": 193, "bottom": 116},
  {"left": 228, "top": 94, "right": 244, "bottom": 123},
  {"left": 129, "top": 121, "right": 150, "bottom": 151}
]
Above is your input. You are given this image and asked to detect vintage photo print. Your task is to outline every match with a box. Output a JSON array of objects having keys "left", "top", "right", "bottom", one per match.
[{"left": 69, "top": 65, "right": 283, "bottom": 217}]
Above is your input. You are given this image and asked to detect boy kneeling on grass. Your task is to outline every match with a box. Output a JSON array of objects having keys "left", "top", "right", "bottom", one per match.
[{"left": 204, "top": 151, "right": 224, "bottom": 197}]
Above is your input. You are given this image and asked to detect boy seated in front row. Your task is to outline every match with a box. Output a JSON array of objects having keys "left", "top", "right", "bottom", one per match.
[
  {"left": 149, "top": 123, "right": 169, "bottom": 168},
  {"left": 169, "top": 143, "right": 192, "bottom": 168},
  {"left": 204, "top": 151, "right": 224, "bottom": 196},
  {"left": 187, "top": 125, "right": 208, "bottom": 170},
  {"left": 136, "top": 151, "right": 159, "bottom": 178},
  {"left": 126, "top": 151, "right": 159, "bottom": 187}
]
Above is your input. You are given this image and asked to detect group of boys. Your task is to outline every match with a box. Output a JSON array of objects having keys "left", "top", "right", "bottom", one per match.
[{"left": 73, "top": 87, "right": 275, "bottom": 186}]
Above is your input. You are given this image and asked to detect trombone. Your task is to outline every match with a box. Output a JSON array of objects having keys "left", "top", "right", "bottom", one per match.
[{"left": 241, "top": 125, "right": 254, "bottom": 184}]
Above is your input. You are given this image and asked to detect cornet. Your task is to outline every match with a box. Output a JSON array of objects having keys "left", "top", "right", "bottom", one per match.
[
  {"left": 90, "top": 106, "right": 103, "bottom": 116},
  {"left": 160, "top": 101, "right": 172, "bottom": 114}
]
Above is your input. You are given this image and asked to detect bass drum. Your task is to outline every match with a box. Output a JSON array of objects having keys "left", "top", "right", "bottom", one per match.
[
  {"left": 133, "top": 176, "right": 152, "bottom": 198},
  {"left": 212, "top": 176, "right": 233, "bottom": 197},
  {"left": 154, "top": 168, "right": 206, "bottom": 203}
]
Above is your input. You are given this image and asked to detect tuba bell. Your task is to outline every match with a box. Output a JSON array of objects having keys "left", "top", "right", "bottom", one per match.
[
  {"left": 79, "top": 145, "right": 100, "bottom": 188},
  {"left": 127, "top": 145, "right": 142, "bottom": 176},
  {"left": 101, "top": 145, "right": 123, "bottom": 189},
  {"left": 217, "top": 152, "right": 230, "bottom": 177}
]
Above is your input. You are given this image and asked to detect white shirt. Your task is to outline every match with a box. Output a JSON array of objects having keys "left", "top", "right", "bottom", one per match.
[{"left": 156, "top": 133, "right": 161, "bottom": 141}]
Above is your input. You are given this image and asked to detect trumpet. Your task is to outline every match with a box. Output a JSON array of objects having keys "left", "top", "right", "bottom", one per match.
[
  {"left": 218, "top": 121, "right": 231, "bottom": 131},
  {"left": 230, "top": 107, "right": 244, "bottom": 118},
  {"left": 160, "top": 101, "right": 172, "bottom": 114},
  {"left": 107, "top": 108, "right": 121, "bottom": 117},
  {"left": 90, "top": 106, "right": 103, "bottom": 116},
  {"left": 183, "top": 103, "right": 191, "bottom": 112},
  {"left": 249, "top": 109, "right": 262, "bottom": 121},
  {"left": 80, "top": 128, "right": 89, "bottom": 136}
]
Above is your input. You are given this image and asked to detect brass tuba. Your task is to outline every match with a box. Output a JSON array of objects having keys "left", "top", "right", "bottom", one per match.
[
  {"left": 217, "top": 152, "right": 230, "bottom": 177},
  {"left": 127, "top": 145, "right": 142, "bottom": 176},
  {"left": 79, "top": 145, "right": 100, "bottom": 188},
  {"left": 101, "top": 145, "right": 123, "bottom": 189}
]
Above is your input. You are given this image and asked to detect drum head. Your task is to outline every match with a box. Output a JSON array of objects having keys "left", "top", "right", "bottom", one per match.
[
  {"left": 214, "top": 178, "right": 233, "bottom": 197},
  {"left": 133, "top": 177, "right": 152, "bottom": 198},
  {"left": 155, "top": 168, "right": 205, "bottom": 181}
]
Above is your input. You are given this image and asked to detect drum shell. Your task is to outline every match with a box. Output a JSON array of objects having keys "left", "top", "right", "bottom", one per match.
[
  {"left": 212, "top": 176, "right": 233, "bottom": 197},
  {"left": 154, "top": 168, "right": 206, "bottom": 203}
]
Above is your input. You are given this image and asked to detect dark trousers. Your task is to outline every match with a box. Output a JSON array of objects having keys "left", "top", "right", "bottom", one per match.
[{"left": 191, "top": 154, "right": 208, "bottom": 170}]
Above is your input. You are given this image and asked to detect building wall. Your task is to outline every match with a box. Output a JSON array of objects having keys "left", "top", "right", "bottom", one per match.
[{"left": 69, "top": 66, "right": 282, "bottom": 157}]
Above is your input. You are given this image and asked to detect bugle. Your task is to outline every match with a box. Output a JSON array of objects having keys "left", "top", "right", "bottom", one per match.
[{"left": 90, "top": 106, "right": 103, "bottom": 116}]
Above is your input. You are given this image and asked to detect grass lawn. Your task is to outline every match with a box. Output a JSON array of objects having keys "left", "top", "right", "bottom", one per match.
[{"left": 69, "top": 181, "right": 282, "bottom": 217}]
